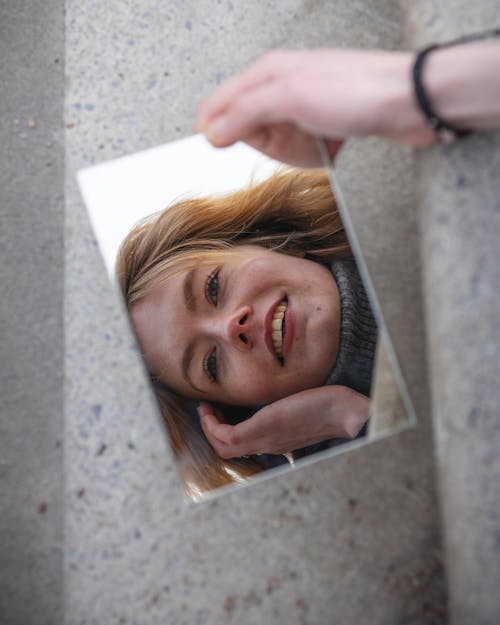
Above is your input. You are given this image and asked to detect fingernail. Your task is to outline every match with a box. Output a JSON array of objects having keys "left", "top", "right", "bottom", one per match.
[
  {"left": 194, "top": 118, "right": 206, "bottom": 133},
  {"left": 205, "top": 115, "right": 228, "bottom": 144}
]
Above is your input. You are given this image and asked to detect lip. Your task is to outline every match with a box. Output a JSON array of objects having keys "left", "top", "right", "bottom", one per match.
[{"left": 264, "top": 297, "right": 286, "bottom": 363}]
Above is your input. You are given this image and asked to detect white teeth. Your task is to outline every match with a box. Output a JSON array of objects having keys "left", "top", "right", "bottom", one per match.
[{"left": 271, "top": 300, "right": 287, "bottom": 358}]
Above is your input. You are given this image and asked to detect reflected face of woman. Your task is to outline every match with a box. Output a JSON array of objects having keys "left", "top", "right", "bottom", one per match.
[{"left": 130, "top": 245, "right": 341, "bottom": 406}]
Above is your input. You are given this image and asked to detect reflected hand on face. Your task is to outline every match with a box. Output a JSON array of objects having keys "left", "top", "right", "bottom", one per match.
[{"left": 198, "top": 385, "right": 370, "bottom": 459}]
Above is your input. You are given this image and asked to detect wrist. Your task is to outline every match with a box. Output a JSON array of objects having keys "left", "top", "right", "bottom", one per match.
[
  {"left": 374, "top": 52, "right": 437, "bottom": 147},
  {"left": 424, "top": 42, "right": 500, "bottom": 130},
  {"left": 326, "top": 386, "right": 370, "bottom": 439},
  {"left": 343, "top": 401, "right": 370, "bottom": 439}
]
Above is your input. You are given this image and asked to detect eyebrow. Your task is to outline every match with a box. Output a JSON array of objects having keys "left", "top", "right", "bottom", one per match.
[{"left": 183, "top": 268, "right": 197, "bottom": 313}]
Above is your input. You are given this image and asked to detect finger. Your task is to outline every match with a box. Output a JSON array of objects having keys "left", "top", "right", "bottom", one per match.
[
  {"left": 196, "top": 69, "right": 270, "bottom": 132},
  {"left": 199, "top": 412, "right": 235, "bottom": 446},
  {"left": 196, "top": 50, "right": 293, "bottom": 129},
  {"left": 201, "top": 81, "right": 294, "bottom": 148},
  {"left": 199, "top": 412, "right": 230, "bottom": 454},
  {"left": 197, "top": 401, "right": 217, "bottom": 420},
  {"left": 244, "top": 124, "right": 330, "bottom": 168},
  {"left": 200, "top": 413, "right": 251, "bottom": 459},
  {"left": 198, "top": 402, "right": 228, "bottom": 427},
  {"left": 201, "top": 411, "right": 273, "bottom": 459}
]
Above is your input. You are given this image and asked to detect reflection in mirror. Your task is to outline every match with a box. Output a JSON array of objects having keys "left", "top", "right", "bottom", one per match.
[{"left": 78, "top": 135, "right": 413, "bottom": 500}]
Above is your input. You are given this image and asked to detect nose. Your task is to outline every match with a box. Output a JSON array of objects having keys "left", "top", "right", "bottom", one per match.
[{"left": 210, "top": 304, "right": 253, "bottom": 350}]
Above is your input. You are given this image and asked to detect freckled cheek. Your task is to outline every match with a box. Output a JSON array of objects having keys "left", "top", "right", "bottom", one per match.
[
  {"left": 234, "top": 365, "right": 267, "bottom": 390},
  {"left": 228, "top": 365, "right": 277, "bottom": 403},
  {"left": 243, "top": 258, "right": 284, "bottom": 287}
]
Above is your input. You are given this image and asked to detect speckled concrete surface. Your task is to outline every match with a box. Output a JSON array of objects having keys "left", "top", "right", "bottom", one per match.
[
  {"left": 420, "top": 132, "right": 500, "bottom": 625},
  {"left": 406, "top": 3, "right": 500, "bottom": 623},
  {"left": 0, "top": 2, "right": 65, "bottom": 624},
  {"left": 4, "top": 0, "right": 498, "bottom": 622},
  {"left": 64, "top": 2, "right": 447, "bottom": 624}
]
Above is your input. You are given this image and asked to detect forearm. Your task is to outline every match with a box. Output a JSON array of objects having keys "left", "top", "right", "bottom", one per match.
[
  {"left": 424, "top": 42, "right": 500, "bottom": 130},
  {"left": 378, "top": 42, "right": 500, "bottom": 143}
]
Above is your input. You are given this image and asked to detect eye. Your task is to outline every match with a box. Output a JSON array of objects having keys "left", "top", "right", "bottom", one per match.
[
  {"left": 203, "top": 349, "right": 218, "bottom": 383},
  {"left": 204, "top": 268, "right": 220, "bottom": 305}
]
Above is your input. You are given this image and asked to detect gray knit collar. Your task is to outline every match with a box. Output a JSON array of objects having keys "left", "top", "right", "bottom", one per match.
[{"left": 325, "top": 259, "right": 378, "bottom": 396}]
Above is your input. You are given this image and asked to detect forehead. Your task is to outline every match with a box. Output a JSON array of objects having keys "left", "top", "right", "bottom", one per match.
[{"left": 129, "top": 271, "right": 186, "bottom": 379}]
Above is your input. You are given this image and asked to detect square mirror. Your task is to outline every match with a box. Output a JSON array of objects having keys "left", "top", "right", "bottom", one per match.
[{"left": 78, "top": 134, "right": 414, "bottom": 500}]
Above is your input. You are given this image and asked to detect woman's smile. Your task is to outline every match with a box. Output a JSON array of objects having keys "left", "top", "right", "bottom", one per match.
[
  {"left": 130, "top": 245, "right": 341, "bottom": 406},
  {"left": 264, "top": 298, "right": 286, "bottom": 362}
]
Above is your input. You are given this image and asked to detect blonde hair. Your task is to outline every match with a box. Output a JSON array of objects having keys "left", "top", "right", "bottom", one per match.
[{"left": 117, "top": 168, "right": 351, "bottom": 497}]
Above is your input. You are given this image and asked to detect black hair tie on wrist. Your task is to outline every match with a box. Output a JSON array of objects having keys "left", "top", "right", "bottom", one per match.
[
  {"left": 413, "top": 43, "right": 472, "bottom": 144},
  {"left": 413, "top": 27, "right": 500, "bottom": 144}
]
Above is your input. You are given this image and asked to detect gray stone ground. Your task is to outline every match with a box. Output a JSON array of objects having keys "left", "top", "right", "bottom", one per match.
[
  {"left": 2, "top": 0, "right": 499, "bottom": 624},
  {"left": 407, "top": 3, "right": 500, "bottom": 623},
  {"left": 0, "top": 3, "right": 64, "bottom": 625}
]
